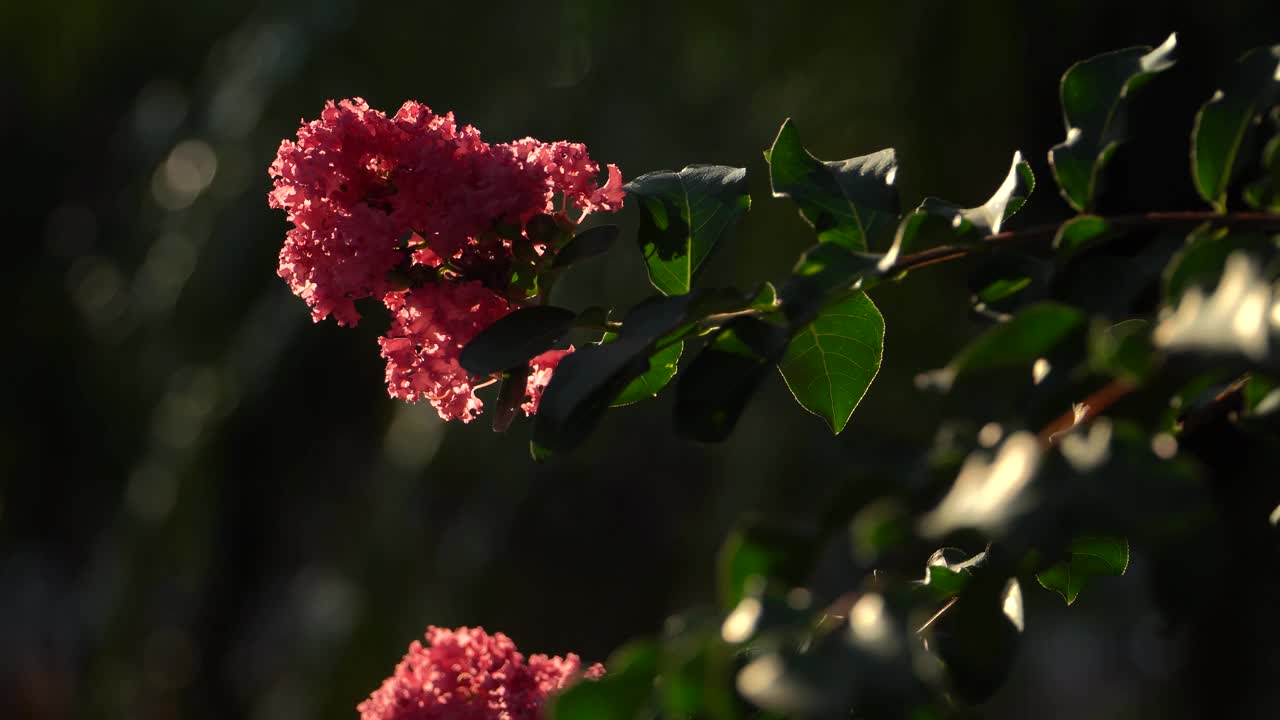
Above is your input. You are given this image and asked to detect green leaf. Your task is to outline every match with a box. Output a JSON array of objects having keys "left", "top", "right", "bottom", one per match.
[
  {"left": 976, "top": 277, "right": 1031, "bottom": 304},
  {"left": 610, "top": 341, "right": 682, "bottom": 406},
  {"left": 1036, "top": 535, "right": 1130, "bottom": 605},
  {"left": 717, "top": 522, "right": 816, "bottom": 611},
  {"left": 552, "top": 224, "right": 619, "bottom": 268},
  {"left": 968, "top": 252, "right": 1053, "bottom": 315},
  {"left": 778, "top": 293, "right": 884, "bottom": 434},
  {"left": 766, "top": 119, "right": 899, "bottom": 251},
  {"left": 626, "top": 165, "right": 751, "bottom": 295},
  {"left": 922, "top": 303, "right": 1085, "bottom": 391},
  {"left": 1053, "top": 214, "right": 1112, "bottom": 259},
  {"left": 458, "top": 306, "right": 576, "bottom": 376},
  {"left": 675, "top": 317, "right": 790, "bottom": 442},
  {"left": 1192, "top": 46, "right": 1280, "bottom": 212},
  {"left": 913, "top": 152, "right": 1036, "bottom": 239},
  {"left": 918, "top": 548, "right": 987, "bottom": 600},
  {"left": 546, "top": 641, "right": 658, "bottom": 720},
  {"left": 1049, "top": 33, "right": 1178, "bottom": 211}
]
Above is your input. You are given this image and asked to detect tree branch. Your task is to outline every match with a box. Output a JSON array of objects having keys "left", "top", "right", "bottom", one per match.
[{"left": 886, "top": 211, "right": 1280, "bottom": 276}]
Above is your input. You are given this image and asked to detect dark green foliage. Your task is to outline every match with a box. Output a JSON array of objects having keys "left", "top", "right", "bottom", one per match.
[
  {"left": 532, "top": 290, "right": 747, "bottom": 456},
  {"left": 717, "top": 522, "right": 817, "bottom": 611},
  {"left": 547, "top": 642, "right": 659, "bottom": 720},
  {"left": 449, "top": 37, "right": 1280, "bottom": 719},
  {"left": 925, "top": 576, "right": 1024, "bottom": 703},
  {"left": 675, "top": 317, "right": 790, "bottom": 442},
  {"left": 459, "top": 306, "right": 576, "bottom": 375}
]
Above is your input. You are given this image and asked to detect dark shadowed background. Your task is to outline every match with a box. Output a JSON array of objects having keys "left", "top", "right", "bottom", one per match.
[{"left": 3, "top": 1, "right": 1278, "bottom": 718}]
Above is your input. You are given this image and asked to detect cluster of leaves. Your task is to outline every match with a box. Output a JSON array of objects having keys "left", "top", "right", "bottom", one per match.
[{"left": 456, "top": 34, "right": 1280, "bottom": 718}]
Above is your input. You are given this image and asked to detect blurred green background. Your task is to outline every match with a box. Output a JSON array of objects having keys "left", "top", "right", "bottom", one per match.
[{"left": 3, "top": 1, "right": 1277, "bottom": 718}]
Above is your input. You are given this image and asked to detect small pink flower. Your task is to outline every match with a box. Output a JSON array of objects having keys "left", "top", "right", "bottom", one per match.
[
  {"left": 522, "top": 347, "right": 574, "bottom": 416},
  {"left": 357, "top": 626, "right": 604, "bottom": 720}
]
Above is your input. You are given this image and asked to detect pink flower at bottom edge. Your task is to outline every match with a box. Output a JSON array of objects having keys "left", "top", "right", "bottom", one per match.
[{"left": 357, "top": 626, "right": 604, "bottom": 720}]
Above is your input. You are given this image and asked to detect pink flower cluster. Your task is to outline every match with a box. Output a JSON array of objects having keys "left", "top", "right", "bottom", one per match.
[
  {"left": 268, "top": 99, "right": 623, "bottom": 421},
  {"left": 357, "top": 626, "right": 604, "bottom": 720}
]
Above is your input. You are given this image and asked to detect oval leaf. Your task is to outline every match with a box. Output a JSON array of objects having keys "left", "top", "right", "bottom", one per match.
[
  {"left": 1053, "top": 214, "right": 1112, "bottom": 260},
  {"left": 626, "top": 165, "right": 751, "bottom": 295},
  {"left": 675, "top": 317, "right": 790, "bottom": 442},
  {"left": 778, "top": 292, "right": 885, "bottom": 434},
  {"left": 459, "top": 306, "right": 576, "bottom": 376},
  {"left": 552, "top": 224, "right": 620, "bottom": 268}
]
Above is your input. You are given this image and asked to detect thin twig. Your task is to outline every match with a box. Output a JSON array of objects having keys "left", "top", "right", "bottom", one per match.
[
  {"left": 1038, "top": 379, "right": 1136, "bottom": 446},
  {"left": 886, "top": 211, "right": 1280, "bottom": 276},
  {"left": 916, "top": 596, "right": 959, "bottom": 635}
]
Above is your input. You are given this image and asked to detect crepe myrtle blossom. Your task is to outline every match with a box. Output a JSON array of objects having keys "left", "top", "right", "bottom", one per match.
[
  {"left": 267, "top": 98, "right": 621, "bottom": 420},
  {"left": 357, "top": 626, "right": 603, "bottom": 720}
]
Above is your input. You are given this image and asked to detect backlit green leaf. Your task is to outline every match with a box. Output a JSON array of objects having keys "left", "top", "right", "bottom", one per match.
[
  {"left": 610, "top": 341, "right": 682, "bottom": 406},
  {"left": 912, "top": 152, "right": 1036, "bottom": 239},
  {"left": 778, "top": 292, "right": 884, "bottom": 434},
  {"left": 766, "top": 119, "right": 899, "bottom": 251},
  {"left": 1053, "top": 214, "right": 1112, "bottom": 259},
  {"left": 1049, "top": 33, "right": 1178, "bottom": 211},
  {"left": 626, "top": 165, "right": 751, "bottom": 295},
  {"left": 1192, "top": 45, "right": 1280, "bottom": 212},
  {"left": 1036, "top": 535, "right": 1130, "bottom": 605}
]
